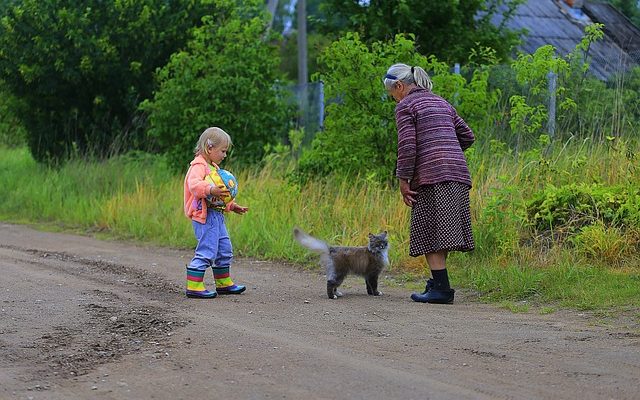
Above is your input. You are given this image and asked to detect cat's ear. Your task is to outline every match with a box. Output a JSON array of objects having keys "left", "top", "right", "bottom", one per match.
[
  {"left": 381, "top": 231, "right": 388, "bottom": 238},
  {"left": 368, "top": 233, "right": 374, "bottom": 239}
]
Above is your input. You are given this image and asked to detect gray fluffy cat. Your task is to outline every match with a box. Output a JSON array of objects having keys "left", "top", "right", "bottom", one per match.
[{"left": 293, "top": 227, "right": 389, "bottom": 299}]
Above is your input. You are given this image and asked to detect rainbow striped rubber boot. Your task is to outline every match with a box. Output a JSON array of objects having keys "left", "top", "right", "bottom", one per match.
[
  {"left": 213, "top": 266, "right": 246, "bottom": 295},
  {"left": 186, "top": 267, "right": 217, "bottom": 298}
]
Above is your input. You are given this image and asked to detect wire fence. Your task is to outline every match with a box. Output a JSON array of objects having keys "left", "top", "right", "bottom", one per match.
[
  {"left": 286, "top": 44, "right": 639, "bottom": 148},
  {"left": 285, "top": 81, "right": 324, "bottom": 145}
]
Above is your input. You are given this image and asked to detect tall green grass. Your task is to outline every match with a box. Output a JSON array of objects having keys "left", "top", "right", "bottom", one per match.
[{"left": 1, "top": 143, "right": 638, "bottom": 312}]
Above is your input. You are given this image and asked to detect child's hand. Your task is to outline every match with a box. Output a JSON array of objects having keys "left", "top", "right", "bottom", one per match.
[
  {"left": 231, "top": 203, "right": 249, "bottom": 215},
  {"left": 209, "top": 184, "right": 230, "bottom": 198}
]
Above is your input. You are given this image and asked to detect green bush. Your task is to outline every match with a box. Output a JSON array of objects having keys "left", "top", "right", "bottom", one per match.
[
  {"left": 526, "top": 183, "right": 640, "bottom": 234},
  {"left": 141, "top": 0, "right": 291, "bottom": 169}
]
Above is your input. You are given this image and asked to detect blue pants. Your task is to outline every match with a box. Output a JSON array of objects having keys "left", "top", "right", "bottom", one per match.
[{"left": 189, "top": 210, "right": 233, "bottom": 272}]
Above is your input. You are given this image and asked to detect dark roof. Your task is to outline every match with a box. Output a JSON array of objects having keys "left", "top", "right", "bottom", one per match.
[
  {"left": 494, "top": 0, "right": 639, "bottom": 80},
  {"left": 583, "top": 2, "right": 640, "bottom": 61}
]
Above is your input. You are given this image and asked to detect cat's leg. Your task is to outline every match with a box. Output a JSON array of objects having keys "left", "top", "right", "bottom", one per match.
[
  {"left": 326, "top": 276, "right": 346, "bottom": 299},
  {"left": 326, "top": 269, "right": 347, "bottom": 299},
  {"left": 326, "top": 280, "right": 338, "bottom": 299},
  {"left": 325, "top": 259, "right": 340, "bottom": 299},
  {"left": 326, "top": 276, "right": 346, "bottom": 298},
  {"left": 365, "top": 277, "right": 374, "bottom": 295},
  {"left": 365, "top": 273, "right": 383, "bottom": 296},
  {"left": 332, "top": 273, "right": 346, "bottom": 298}
]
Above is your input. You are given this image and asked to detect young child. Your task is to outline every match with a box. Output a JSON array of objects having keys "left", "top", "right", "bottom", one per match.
[{"left": 183, "top": 127, "right": 249, "bottom": 298}]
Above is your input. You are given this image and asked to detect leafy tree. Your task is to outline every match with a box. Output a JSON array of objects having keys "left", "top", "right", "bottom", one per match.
[
  {"left": 0, "top": 80, "right": 26, "bottom": 147},
  {"left": 278, "top": 32, "right": 331, "bottom": 81},
  {"left": 314, "top": 0, "right": 525, "bottom": 64},
  {"left": 141, "top": 0, "right": 292, "bottom": 169},
  {"left": 0, "top": 0, "right": 210, "bottom": 163}
]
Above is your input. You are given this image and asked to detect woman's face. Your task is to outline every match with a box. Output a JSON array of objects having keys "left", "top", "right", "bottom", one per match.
[{"left": 387, "top": 81, "right": 406, "bottom": 103}]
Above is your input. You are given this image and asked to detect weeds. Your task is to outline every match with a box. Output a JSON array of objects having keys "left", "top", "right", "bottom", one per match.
[{"left": 0, "top": 139, "right": 638, "bottom": 311}]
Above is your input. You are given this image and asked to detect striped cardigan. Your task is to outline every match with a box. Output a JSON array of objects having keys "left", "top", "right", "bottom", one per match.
[{"left": 395, "top": 88, "right": 474, "bottom": 188}]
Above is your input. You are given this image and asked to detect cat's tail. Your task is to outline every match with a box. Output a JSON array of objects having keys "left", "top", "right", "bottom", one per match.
[{"left": 293, "top": 227, "right": 329, "bottom": 254}]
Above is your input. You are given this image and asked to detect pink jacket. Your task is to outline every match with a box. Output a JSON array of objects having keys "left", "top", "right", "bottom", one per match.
[{"left": 183, "top": 155, "right": 233, "bottom": 223}]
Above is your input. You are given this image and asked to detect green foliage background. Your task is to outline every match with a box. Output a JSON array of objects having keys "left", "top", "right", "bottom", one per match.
[
  {"left": 315, "top": 0, "right": 525, "bottom": 63},
  {"left": 141, "top": 0, "right": 292, "bottom": 169},
  {"left": 0, "top": 0, "right": 211, "bottom": 163}
]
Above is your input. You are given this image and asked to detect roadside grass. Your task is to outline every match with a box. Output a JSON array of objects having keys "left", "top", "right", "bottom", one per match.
[
  {"left": 1, "top": 143, "right": 638, "bottom": 314},
  {"left": 456, "top": 257, "right": 640, "bottom": 310}
]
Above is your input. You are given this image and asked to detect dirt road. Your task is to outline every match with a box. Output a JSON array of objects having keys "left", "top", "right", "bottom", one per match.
[{"left": 1, "top": 223, "right": 639, "bottom": 400}]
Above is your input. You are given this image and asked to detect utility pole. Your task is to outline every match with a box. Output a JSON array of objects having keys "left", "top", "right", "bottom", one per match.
[
  {"left": 297, "top": 0, "right": 308, "bottom": 128},
  {"left": 297, "top": 0, "right": 308, "bottom": 86},
  {"left": 266, "top": 0, "right": 278, "bottom": 31}
]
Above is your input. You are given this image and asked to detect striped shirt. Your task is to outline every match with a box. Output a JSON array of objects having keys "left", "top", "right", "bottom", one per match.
[{"left": 395, "top": 88, "right": 474, "bottom": 188}]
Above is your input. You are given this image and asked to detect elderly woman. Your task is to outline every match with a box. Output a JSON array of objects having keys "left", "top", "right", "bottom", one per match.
[{"left": 384, "top": 63, "right": 475, "bottom": 304}]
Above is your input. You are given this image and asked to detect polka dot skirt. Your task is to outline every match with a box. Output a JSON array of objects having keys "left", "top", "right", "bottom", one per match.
[{"left": 409, "top": 181, "right": 475, "bottom": 257}]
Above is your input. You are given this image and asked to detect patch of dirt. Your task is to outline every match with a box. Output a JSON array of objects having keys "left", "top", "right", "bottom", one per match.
[
  {"left": 1, "top": 222, "right": 639, "bottom": 400},
  {"left": 30, "top": 293, "right": 187, "bottom": 380}
]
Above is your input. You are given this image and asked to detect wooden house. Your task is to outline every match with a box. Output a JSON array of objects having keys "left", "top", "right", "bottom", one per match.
[{"left": 494, "top": 0, "right": 640, "bottom": 79}]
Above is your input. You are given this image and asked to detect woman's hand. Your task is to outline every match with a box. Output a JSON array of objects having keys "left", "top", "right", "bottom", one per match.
[
  {"left": 399, "top": 179, "right": 417, "bottom": 207},
  {"left": 231, "top": 203, "right": 249, "bottom": 215}
]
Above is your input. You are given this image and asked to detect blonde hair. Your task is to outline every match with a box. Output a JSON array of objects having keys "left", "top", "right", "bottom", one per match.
[
  {"left": 383, "top": 63, "right": 433, "bottom": 91},
  {"left": 194, "top": 127, "right": 232, "bottom": 155}
]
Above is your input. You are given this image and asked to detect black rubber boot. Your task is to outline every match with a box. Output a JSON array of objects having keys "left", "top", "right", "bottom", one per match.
[
  {"left": 411, "top": 288, "right": 455, "bottom": 304},
  {"left": 421, "top": 278, "right": 434, "bottom": 294}
]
